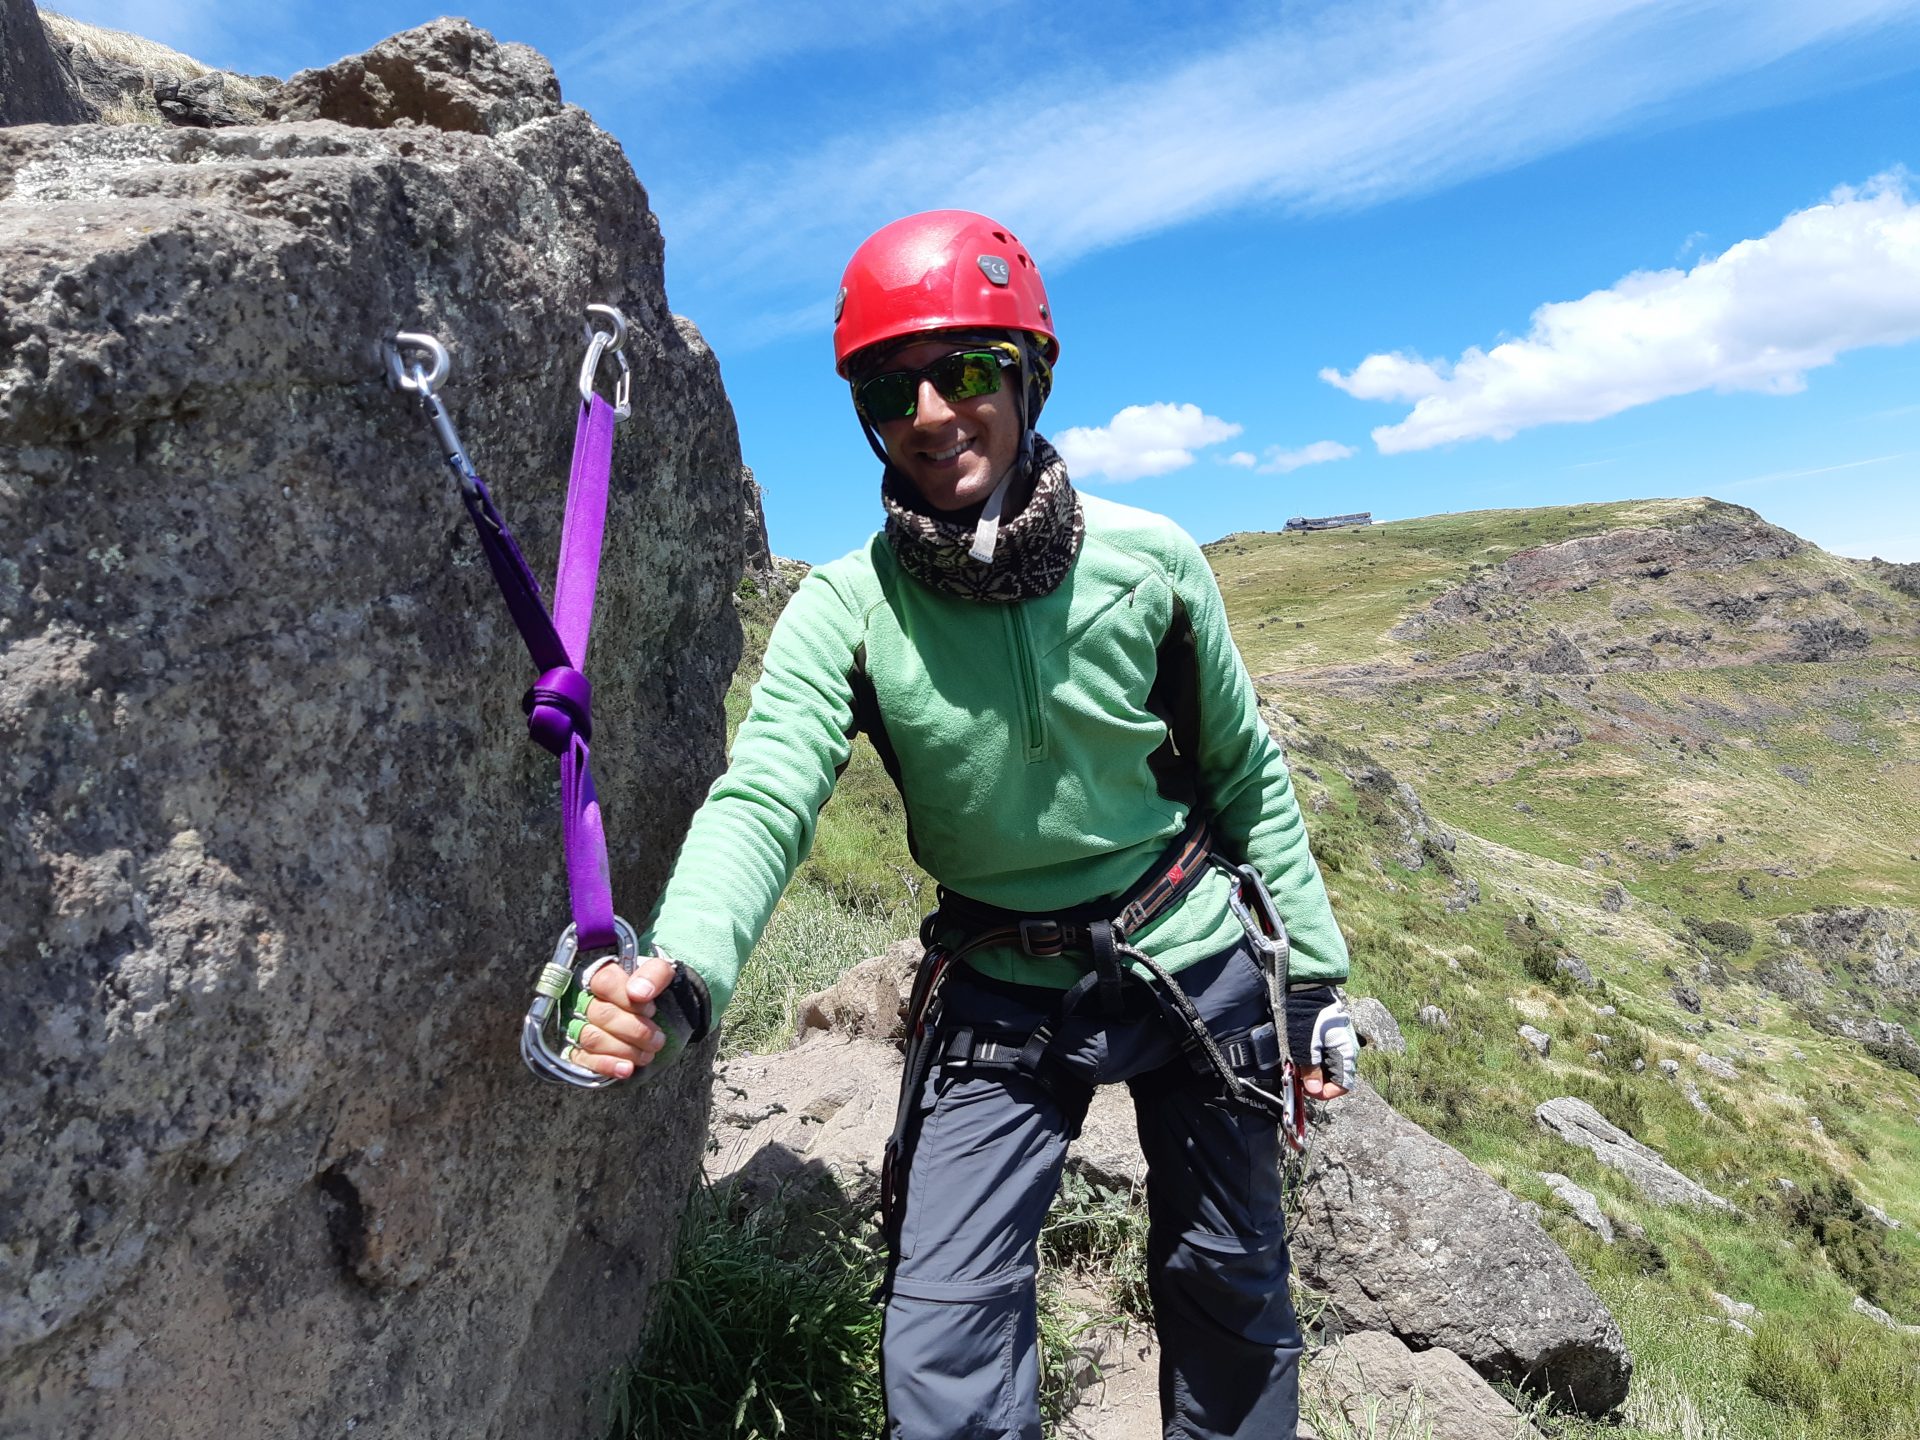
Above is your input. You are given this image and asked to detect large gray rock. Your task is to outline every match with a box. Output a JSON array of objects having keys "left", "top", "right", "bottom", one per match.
[
  {"left": 1294, "top": 1081, "right": 1630, "bottom": 1415},
  {"left": 2, "top": 0, "right": 96, "bottom": 125},
  {"left": 793, "top": 936, "right": 919, "bottom": 1044},
  {"left": 1306, "top": 1331, "right": 1543, "bottom": 1440},
  {"left": 269, "top": 19, "right": 561, "bottom": 136},
  {"left": 1349, "top": 994, "right": 1405, "bottom": 1054},
  {"left": 1, "top": 25, "right": 749, "bottom": 1440},
  {"left": 706, "top": 1038, "right": 903, "bottom": 1207},
  {"left": 1535, "top": 1098, "right": 1732, "bottom": 1210}
]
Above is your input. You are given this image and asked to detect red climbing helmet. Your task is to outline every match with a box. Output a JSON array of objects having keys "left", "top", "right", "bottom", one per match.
[{"left": 833, "top": 210, "right": 1059, "bottom": 376}]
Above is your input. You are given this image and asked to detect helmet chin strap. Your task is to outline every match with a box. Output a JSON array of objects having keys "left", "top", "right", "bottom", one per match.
[{"left": 968, "top": 336, "right": 1039, "bottom": 565}]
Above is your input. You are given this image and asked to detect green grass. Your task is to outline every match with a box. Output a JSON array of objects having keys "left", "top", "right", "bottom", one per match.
[{"left": 606, "top": 1187, "right": 887, "bottom": 1439}]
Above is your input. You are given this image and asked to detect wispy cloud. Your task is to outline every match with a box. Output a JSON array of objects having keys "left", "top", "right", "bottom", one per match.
[
  {"left": 1258, "top": 441, "right": 1357, "bottom": 474},
  {"left": 664, "top": 0, "right": 1920, "bottom": 337},
  {"left": 558, "top": 0, "right": 1012, "bottom": 97},
  {"left": 1719, "top": 451, "right": 1918, "bottom": 493},
  {"left": 1324, "top": 173, "right": 1920, "bottom": 452},
  {"left": 1054, "top": 402, "right": 1242, "bottom": 483}
]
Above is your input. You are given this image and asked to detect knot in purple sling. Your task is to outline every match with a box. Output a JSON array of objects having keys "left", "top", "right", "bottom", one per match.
[{"left": 386, "top": 308, "right": 636, "bottom": 1089}]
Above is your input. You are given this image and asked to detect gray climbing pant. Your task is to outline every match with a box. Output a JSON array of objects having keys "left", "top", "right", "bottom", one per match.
[{"left": 881, "top": 937, "right": 1303, "bottom": 1439}]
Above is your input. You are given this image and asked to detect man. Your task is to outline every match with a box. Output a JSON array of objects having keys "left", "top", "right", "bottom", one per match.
[{"left": 572, "top": 210, "right": 1355, "bottom": 1440}]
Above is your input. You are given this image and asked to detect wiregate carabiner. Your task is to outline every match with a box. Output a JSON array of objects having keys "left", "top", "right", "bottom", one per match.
[
  {"left": 521, "top": 916, "right": 642, "bottom": 1088},
  {"left": 577, "top": 303, "right": 632, "bottom": 420}
]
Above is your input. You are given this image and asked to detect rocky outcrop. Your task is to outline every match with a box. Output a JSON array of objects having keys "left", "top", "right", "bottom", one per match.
[
  {"left": 1294, "top": 1081, "right": 1630, "bottom": 1415},
  {"left": 269, "top": 20, "right": 560, "bottom": 135},
  {"left": 1535, "top": 1098, "right": 1732, "bottom": 1210},
  {"left": 2, "top": 21, "right": 748, "bottom": 1440},
  {"left": 706, "top": 1039, "right": 902, "bottom": 1208},
  {"left": 3, "top": 0, "right": 96, "bottom": 124}
]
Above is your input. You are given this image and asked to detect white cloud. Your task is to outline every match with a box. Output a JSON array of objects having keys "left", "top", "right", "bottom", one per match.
[
  {"left": 1054, "top": 403, "right": 1242, "bottom": 483},
  {"left": 1258, "top": 441, "right": 1357, "bottom": 474},
  {"left": 663, "top": 0, "right": 1920, "bottom": 335},
  {"left": 1225, "top": 451, "right": 1258, "bottom": 468},
  {"left": 1324, "top": 174, "right": 1920, "bottom": 453}
]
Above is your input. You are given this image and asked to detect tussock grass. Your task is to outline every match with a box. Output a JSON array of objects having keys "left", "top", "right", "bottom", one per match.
[
  {"left": 42, "top": 12, "right": 210, "bottom": 80},
  {"left": 41, "top": 11, "right": 274, "bottom": 127},
  {"left": 606, "top": 1187, "right": 886, "bottom": 1439}
]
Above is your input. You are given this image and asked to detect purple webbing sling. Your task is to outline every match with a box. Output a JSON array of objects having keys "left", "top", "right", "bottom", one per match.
[
  {"left": 462, "top": 395, "right": 619, "bottom": 949},
  {"left": 386, "top": 314, "right": 634, "bottom": 1088}
]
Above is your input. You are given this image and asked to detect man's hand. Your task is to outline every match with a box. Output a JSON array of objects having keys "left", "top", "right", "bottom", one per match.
[
  {"left": 567, "top": 954, "right": 676, "bottom": 1081},
  {"left": 1286, "top": 986, "right": 1357, "bottom": 1102}
]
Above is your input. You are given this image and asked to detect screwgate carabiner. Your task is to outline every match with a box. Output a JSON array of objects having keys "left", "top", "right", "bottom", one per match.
[{"left": 522, "top": 916, "right": 642, "bottom": 1088}]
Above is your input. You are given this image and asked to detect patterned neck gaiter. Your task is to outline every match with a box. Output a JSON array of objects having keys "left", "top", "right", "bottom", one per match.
[{"left": 881, "top": 436, "right": 1085, "bottom": 603}]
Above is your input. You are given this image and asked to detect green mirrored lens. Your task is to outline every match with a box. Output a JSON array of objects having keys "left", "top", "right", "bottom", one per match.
[
  {"left": 859, "top": 372, "right": 918, "bottom": 421},
  {"left": 929, "top": 352, "right": 1002, "bottom": 403},
  {"left": 858, "top": 350, "right": 1005, "bottom": 423}
]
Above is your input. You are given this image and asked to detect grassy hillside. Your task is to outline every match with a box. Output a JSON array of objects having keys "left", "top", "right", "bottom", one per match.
[{"left": 627, "top": 500, "right": 1920, "bottom": 1440}]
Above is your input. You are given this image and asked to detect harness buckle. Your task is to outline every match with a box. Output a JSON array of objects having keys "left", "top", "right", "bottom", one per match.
[{"left": 1018, "top": 918, "right": 1065, "bottom": 957}]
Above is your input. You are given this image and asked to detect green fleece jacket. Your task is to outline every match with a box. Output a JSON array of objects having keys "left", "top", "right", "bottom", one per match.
[{"left": 647, "top": 492, "right": 1349, "bottom": 1016}]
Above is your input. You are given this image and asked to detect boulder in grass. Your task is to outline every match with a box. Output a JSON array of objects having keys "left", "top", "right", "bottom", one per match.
[
  {"left": 1535, "top": 1098, "right": 1732, "bottom": 1210},
  {"left": 1294, "top": 1080, "right": 1632, "bottom": 1415},
  {"left": 1538, "top": 1172, "right": 1613, "bottom": 1243},
  {"left": 793, "top": 937, "right": 920, "bottom": 1044},
  {"left": 1305, "top": 1331, "right": 1544, "bottom": 1440},
  {"left": 1349, "top": 995, "right": 1406, "bottom": 1054}
]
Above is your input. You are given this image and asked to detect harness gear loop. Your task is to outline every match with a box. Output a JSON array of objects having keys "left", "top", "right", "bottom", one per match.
[
  {"left": 1223, "top": 862, "right": 1310, "bottom": 1153},
  {"left": 387, "top": 306, "right": 638, "bottom": 1090}
]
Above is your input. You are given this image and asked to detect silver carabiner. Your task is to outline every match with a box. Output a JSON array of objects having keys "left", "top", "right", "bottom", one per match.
[
  {"left": 385, "top": 331, "right": 449, "bottom": 395},
  {"left": 577, "top": 303, "right": 632, "bottom": 420},
  {"left": 521, "top": 915, "right": 641, "bottom": 1088}
]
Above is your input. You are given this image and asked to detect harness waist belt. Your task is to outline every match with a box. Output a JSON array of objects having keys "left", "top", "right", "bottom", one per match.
[{"left": 934, "top": 818, "right": 1214, "bottom": 964}]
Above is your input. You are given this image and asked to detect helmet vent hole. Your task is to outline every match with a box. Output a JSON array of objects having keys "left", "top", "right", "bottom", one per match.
[
  {"left": 992, "top": 230, "right": 1009, "bottom": 242},
  {"left": 1017, "top": 253, "right": 1032, "bottom": 267}
]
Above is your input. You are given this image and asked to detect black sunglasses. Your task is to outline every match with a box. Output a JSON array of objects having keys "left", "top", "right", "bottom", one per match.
[{"left": 855, "top": 349, "right": 1012, "bottom": 423}]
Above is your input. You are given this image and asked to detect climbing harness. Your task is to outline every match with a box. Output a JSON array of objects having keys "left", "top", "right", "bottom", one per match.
[
  {"left": 879, "top": 822, "right": 1318, "bottom": 1242},
  {"left": 384, "top": 306, "right": 637, "bottom": 1090}
]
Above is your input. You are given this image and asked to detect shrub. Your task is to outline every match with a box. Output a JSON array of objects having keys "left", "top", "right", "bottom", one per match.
[{"left": 1687, "top": 917, "right": 1754, "bottom": 953}]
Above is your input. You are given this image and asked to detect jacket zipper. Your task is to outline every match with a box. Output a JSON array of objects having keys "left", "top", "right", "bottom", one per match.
[{"left": 1006, "top": 605, "right": 1045, "bottom": 760}]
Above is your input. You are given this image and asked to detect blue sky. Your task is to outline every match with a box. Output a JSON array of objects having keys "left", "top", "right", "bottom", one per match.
[{"left": 63, "top": 0, "right": 1920, "bottom": 562}]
